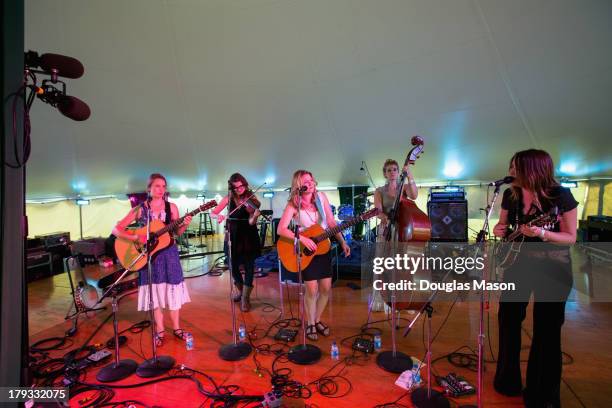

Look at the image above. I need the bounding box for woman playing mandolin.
[211,173,262,312]
[277,170,350,341]
[112,173,192,346]
[492,149,577,407]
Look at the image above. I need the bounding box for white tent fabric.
[25,0,612,199]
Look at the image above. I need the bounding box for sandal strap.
[315,321,330,334]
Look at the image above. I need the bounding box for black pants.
[494,255,572,407]
[231,255,255,287]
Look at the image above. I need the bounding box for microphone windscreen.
[58,96,91,121]
[40,53,84,79]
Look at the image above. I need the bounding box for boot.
[233,283,243,302]
[241,286,253,312]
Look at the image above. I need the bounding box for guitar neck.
[154,207,205,237]
[312,216,364,243]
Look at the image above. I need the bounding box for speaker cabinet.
[427,201,468,242]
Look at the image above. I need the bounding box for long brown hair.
[288,169,317,208]
[509,149,559,203]
[228,173,260,207]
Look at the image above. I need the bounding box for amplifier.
[429,186,465,202]
[73,237,106,258]
[35,231,70,249]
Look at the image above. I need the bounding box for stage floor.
[27,236,612,407]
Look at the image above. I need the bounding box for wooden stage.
[27,235,612,407]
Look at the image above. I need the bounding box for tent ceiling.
[24,0,612,198]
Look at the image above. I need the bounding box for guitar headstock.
[360,208,381,221]
[199,200,217,212]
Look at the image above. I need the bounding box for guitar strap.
[164,200,171,225]
[315,192,326,226]
[138,201,172,225]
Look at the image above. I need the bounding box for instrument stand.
[288,191,321,365]
[410,303,450,408]
[137,203,175,377]
[196,212,207,248]
[219,187,253,361]
[63,255,106,336]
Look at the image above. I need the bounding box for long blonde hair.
[288,170,318,208]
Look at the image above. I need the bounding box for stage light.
[263,192,275,198]
[196,193,206,199]
[561,180,578,188]
[559,162,578,175]
[443,161,463,179]
[444,186,460,192]
[76,199,90,206]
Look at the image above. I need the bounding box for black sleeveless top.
[228,199,261,259]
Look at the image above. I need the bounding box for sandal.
[154,331,165,347]
[173,328,188,340]
[306,324,318,341]
[315,321,330,337]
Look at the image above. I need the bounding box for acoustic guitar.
[115,200,217,271]
[277,208,380,273]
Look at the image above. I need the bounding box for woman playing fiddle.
[211,173,261,312]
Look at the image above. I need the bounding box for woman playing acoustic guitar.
[112,173,192,346]
[277,170,350,341]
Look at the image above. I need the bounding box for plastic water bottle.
[374,334,382,350]
[185,332,194,350]
[411,363,421,387]
[239,324,247,341]
[330,341,339,360]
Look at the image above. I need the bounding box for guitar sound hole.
[303,247,314,256]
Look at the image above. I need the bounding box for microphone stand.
[288,189,321,365]
[403,270,453,408]
[467,183,503,408]
[137,201,175,377]
[218,184,265,360]
[95,262,142,382]
[376,161,414,373]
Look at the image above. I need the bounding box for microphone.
[297,186,308,193]
[488,176,514,187]
[35,87,91,121]
[25,51,84,79]
[57,95,91,121]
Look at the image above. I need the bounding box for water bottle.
[374,334,382,351]
[411,363,421,387]
[185,332,194,350]
[330,341,339,360]
[239,323,247,341]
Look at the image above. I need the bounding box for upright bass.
[383,136,431,242]
[382,136,431,310]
